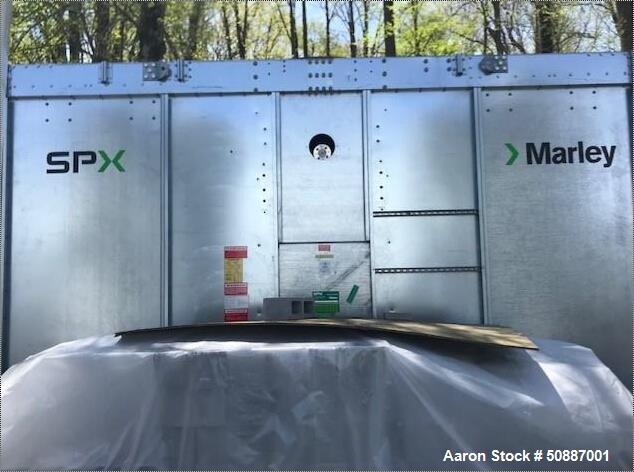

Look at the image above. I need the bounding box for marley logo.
[46,150,126,174]
[505,142,616,168]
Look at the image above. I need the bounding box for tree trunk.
[615,1,632,52]
[362,0,369,57]
[232,1,248,59]
[137,1,167,61]
[383,0,396,56]
[348,1,357,57]
[67,1,82,62]
[288,1,298,58]
[489,0,507,55]
[301,0,308,57]
[534,1,559,53]
[220,2,233,59]
[325,0,331,57]
[410,1,419,55]
[52,4,68,62]
[93,1,110,62]
[186,1,205,60]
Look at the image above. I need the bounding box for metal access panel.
[171,95,278,324]
[7,97,162,365]
[372,216,480,268]
[374,272,482,323]
[280,93,365,242]
[369,90,482,323]
[279,242,371,317]
[369,90,477,211]
[480,86,633,386]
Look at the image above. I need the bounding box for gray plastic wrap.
[1,328,631,470]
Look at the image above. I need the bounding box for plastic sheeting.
[1,326,631,470]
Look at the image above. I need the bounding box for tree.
[488,0,508,54]
[137,1,166,61]
[93,1,111,62]
[66,1,83,62]
[610,0,632,51]
[383,0,396,56]
[220,2,234,59]
[362,1,370,56]
[288,1,298,58]
[347,1,357,57]
[232,1,249,59]
[325,0,332,56]
[301,0,308,57]
[534,1,561,53]
[185,1,205,59]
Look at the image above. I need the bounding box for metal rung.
[375,267,480,274]
[373,209,478,217]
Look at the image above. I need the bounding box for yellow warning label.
[224,258,243,283]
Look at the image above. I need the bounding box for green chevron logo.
[505,143,519,165]
[98,150,126,172]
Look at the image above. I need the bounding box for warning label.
[224,309,248,322]
[224,282,248,296]
[225,246,248,259]
[224,246,248,321]
[224,259,243,283]
[224,295,249,310]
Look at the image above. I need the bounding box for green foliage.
[8,0,623,64]
[397,3,481,56]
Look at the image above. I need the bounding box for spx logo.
[46,150,126,174]
[505,142,616,168]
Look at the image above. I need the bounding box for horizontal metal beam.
[375,267,481,274]
[7,52,631,98]
[373,209,478,217]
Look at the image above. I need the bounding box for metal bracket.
[143,62,172,81]
[454,54,465,76]
[99,61,111,84]
[176,59,189,82]
[479,55,508,75]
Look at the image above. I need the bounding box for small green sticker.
[346,285,359,304]
[313,291,340,317]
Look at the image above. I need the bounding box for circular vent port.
[309,134,335,160]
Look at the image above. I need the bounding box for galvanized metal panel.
[370,91,476,211]
[280,93,365,242]
[8,53,630,97]
[374,272,482,324]
[373,216,480,268]
[171,95,277,324]
[480,86,633,387]
[8,96,162,365]
[279,242,371,317]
